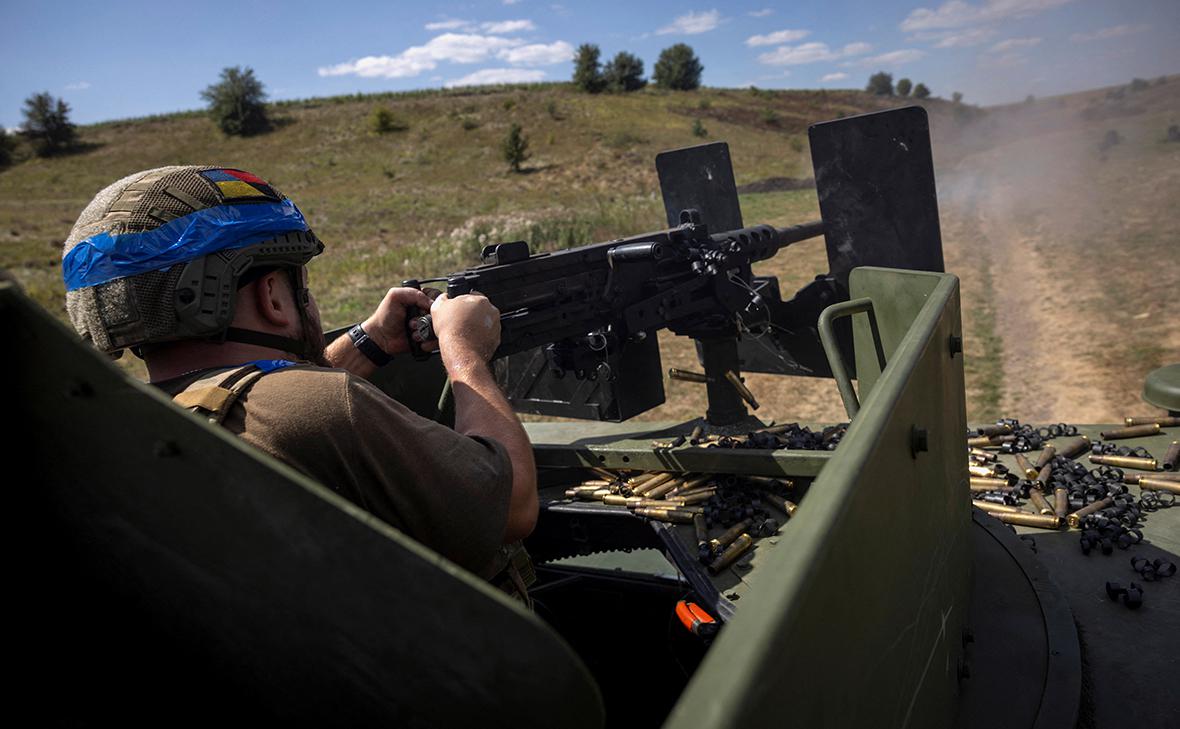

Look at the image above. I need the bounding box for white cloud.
[1070,24,1150,43]
[504,0,524,4]
[482,19,536,34]
[821,72,849,82]
[746,29,809,47]
[63,81,92,91]
[749,8,774,17]
[498,40,574,65]
[425,19,472,31]
[318,33,524,79]
[657,10,721,35]
[989,36,1040,52]
[445,68,546,87]
[758,41,871,66]
[858,49,927,66]
[900,0,1072,32]
[919,27,996,47]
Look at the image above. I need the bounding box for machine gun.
[406,107,946,425]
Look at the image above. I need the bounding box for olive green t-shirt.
[156,365,513,577]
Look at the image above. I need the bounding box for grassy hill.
[3,80,1178,422]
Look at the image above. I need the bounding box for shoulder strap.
[172,364,269,425]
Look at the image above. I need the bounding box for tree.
[692,118,707,138]
[952,91,964,104]
[200,66,269,136]
[653,44,703,91]
[20,92,76,156]
[913,83,931,99]
[0,127,14,167]
[604,51,646,92]
[369,107,408,134]
[865,72,894,96]
[896,78,913,97]
[502,123,530,172]
[572,44,604,93]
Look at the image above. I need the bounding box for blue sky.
[3,0,1178,126]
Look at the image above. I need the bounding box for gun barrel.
[716,220,824,263]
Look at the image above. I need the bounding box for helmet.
[62,165,324,357]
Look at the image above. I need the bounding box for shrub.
[692,118,707,137]
[913,83,931,99]
[546,100,563,120]
[0,127,15,167]
[1129,78,1150,92]
[369,107,408,134]
[460,117,480,131]
[502,123,530,172]
[1099,129,1122,152]
[896,78,913,97]
[865,72,894,96]
[573,44,605,93]
[653,44,703,91]
[200,66,269,136]
[604,51,646,92]
[761,108,780,126]
[20,92,77,156]
[697,98,711,110]
[952,91,964,104]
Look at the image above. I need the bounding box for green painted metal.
[1142,364,1180,413]
[665,268,969,728]
[7,282,603,728]
[817,296,888,418]
[527,420,832,477]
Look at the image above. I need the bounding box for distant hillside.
[3,78,1177,421]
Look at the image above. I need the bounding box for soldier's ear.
[252,270,297,328]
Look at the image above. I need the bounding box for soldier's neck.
[145,339,297,383]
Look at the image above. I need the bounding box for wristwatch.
[347,323,394,367]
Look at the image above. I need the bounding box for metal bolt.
[948,334,963,357]
[911,426,929,458]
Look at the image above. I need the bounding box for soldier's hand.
[430,293,501,368]
[362,287,437,355]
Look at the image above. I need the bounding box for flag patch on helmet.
[201,169,280,201]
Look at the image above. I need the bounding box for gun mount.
[405,106,945,424]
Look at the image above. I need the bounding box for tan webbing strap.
[172,365,269,425]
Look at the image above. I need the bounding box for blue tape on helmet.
[62,200,310,291]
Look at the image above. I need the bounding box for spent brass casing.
[1028,489,1054,515]
[668,368,709,383]
[708,519,753,554]
[627,472,660,488]
[633,473,675,496]
[1067,497,1115,528]
[1124,416,1180,427]
[668,475,713,496]
[1101,424,1162,440]
[603,495,644,507]
[977,423,1014,437]
[709,534,755,574]
[745,475,795,490]
[1089,454,1158,471]
[1014,453,1039,479]
[1037,463,1053,484]
[1139,478,1180,495]
[967,436,995,448]
[1056,436,1092,460]
[972,500,1022,514]
[969,448,999,462]
[970,477,1011,491]
[688,425,705,444]
[996,512,1063,530]
[578,480,613,488]
[693,513,708,545]
[645,477,685,500]
[1054,487,1069,518]
[634,508,697,524]
[724,370,760,410]
[970,483,1014,494]
[589,467,619,482]
[760,493,798,518]
[1121,473,1176,485]
[1034,445,1057,470]
[1163,441,1179,471]
[680,488,718,505]
[577,488,611,501]
[969,464,1000,478]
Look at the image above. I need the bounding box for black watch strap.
[347,323,394,367]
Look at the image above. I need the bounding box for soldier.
[61,166,538,587]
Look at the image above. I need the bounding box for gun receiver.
[413,216,825,361]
